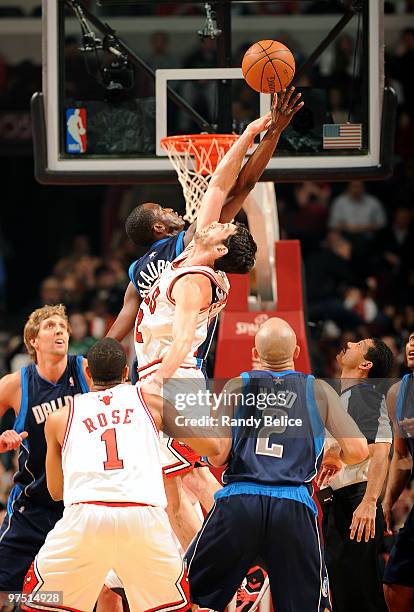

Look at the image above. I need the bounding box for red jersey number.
[101,428,124,470]
[145,286,160,315]
[135,286,160,343]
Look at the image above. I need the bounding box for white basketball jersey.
[62,383,166,507]
[134,251,229,376]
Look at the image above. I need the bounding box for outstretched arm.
[194,113,273,233]
[219,88,303,223]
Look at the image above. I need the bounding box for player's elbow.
[341,439,369,465]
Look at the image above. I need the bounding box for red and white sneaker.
[236,566,269,612]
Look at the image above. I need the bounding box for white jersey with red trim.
[62,383,166,508]
[134,250,229,377]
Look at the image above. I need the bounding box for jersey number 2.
[101,428,124,470]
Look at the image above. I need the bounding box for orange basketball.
[242,40,295,94]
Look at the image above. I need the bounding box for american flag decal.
[323,123,362,149]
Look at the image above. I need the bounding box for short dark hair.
[87,338,127,384]
[214,223,257,274]
[365,338,393,379]
[125,204,157,247]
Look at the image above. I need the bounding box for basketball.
[242,40,296,94]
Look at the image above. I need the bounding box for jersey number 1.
[101,428,124,470]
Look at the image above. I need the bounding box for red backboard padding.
[214,240,311,377]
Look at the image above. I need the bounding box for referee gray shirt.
[328,382,392,491]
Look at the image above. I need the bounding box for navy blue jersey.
[396,373,414,461]
[129,232,186,299]
[223,370,324,491]
[129,229,216,369]
[11,355,89,509]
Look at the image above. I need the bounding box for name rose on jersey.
[82,408,135,433]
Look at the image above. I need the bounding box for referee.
[318,338,393,612]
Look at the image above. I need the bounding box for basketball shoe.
[236,566,269,612]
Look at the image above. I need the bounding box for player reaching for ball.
[107,90,303,512]
[107,90,303,611]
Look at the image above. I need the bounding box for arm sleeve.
[347,386,392,445]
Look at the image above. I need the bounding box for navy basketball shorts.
[0,494,62,591]
[383,505,414,588]
[185,493,331,612]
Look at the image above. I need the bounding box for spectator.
[329,88,348,124]
[146,31,179,71]
[61,274,85,311]
[381,335,405,377]
[329,181,387,237]
[68,312,96,356]
[282,181,330,253]
[54,234,96,279]
[84,265,124,316]
[306,233,363,331]
[39,277,63,306]
[344,286,379,325]
[376,205,414,270]
[329,181,387,275]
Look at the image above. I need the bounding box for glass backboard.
[32,0,397,184]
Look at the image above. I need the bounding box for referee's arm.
[349,389,392,543]
[349,442,390,542]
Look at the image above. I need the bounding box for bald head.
[255,318,298,367]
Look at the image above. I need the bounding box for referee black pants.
[322,482,387,612]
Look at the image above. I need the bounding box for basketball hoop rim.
[160,133,239,154]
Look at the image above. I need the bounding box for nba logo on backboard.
[66,108,87,153]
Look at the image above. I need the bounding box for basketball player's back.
[62,383,165,507]
[186,368,331,612]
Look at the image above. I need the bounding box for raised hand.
[271,86,304,132]
[245,112,273,138]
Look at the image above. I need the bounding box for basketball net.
[160,134,239,223]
